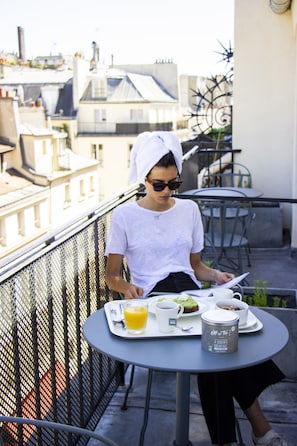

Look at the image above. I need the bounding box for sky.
[1,0,234,76]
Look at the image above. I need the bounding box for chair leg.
[121,366,153,446]
[245,245,251,267]
[235,417,246,445]
[118,362,126,386]
[138,368,153,446]
[121,364,135,410]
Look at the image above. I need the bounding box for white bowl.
[215,298,249,327]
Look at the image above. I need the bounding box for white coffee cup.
[215,298,249,327]
[155,301,184,333]
[211,288,242,301]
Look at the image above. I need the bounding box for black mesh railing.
[0,185,140,446]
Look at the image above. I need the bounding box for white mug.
[155,301,184,333]
[211,288,242,301]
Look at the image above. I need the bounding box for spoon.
[176,325,193,332]
[110,308,126,328]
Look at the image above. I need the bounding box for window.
[34,204,41,228]
[92,78,107,98]
[80,179,86,197]
[58,138,66,156]
[89,176,95,194]
[91,143,103,166]
[0,219,6,247]
[94,109,107,122]
[17,212,25,237]
[64,183,71,207]
[91,144,96,159]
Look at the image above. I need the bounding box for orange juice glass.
[123,300,148,334]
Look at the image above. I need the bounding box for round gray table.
[83,307,288,446]
[182,187,264,198]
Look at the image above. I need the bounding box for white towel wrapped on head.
[128,131,183,185]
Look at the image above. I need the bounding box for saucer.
[239,311,261,331]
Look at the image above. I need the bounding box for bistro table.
[182,187,264,199]
[83,307,288,446]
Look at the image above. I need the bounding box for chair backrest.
[198,197,252,250]
[0,416,119,446]
[201,162,252,188]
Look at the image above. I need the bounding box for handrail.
[0,183,141,277]
[179,193,297,204]
[1,186,297,278]
[0,416,119,446]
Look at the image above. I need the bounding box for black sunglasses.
[145,178,183,192]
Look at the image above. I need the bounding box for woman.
[105,131,286,446]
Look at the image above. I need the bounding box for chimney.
[92,41,97,61]
[17,26,26,63]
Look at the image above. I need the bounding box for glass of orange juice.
[123,300,148,334]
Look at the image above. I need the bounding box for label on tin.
[205,325,237,352]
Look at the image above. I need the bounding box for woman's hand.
[124,284,144,299]
[190,252,235,285]
[215,270,235,285]
[105,254,144,299]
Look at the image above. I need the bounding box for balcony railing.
[77,121,174,135]
[0,184,140,446]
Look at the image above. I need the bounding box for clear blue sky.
[1,0,234,76]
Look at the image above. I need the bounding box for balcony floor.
[90,245,297,446]
[241,238,297,291]
[90,368,297,446]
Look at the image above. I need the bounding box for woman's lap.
[150,272,199,294]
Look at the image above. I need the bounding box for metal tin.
[201,309,239,353]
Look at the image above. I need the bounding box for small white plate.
[147,294,209,318]
[239,311,262,331]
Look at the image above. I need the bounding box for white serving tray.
[104,298,263,339]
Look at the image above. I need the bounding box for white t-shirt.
[105,198,204,296]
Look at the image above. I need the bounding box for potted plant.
[239,280,297,380]
[241,280,296,309]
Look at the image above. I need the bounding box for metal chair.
[0,415,119,446]
[201,161,252,188]
[198,195,253,274]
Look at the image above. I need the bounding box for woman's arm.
[105,253,144,299]
[190,252,235,285]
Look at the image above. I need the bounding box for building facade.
[233,0,297,247]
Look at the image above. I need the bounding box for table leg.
[174,372,192,446]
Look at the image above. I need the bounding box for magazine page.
[183,272,250,297]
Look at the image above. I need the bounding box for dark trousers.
[150,271,200,294]
[151,272,285,444]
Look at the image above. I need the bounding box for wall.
[77,134,132,200]
[49,166,99,227]
[233,0,297,246]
